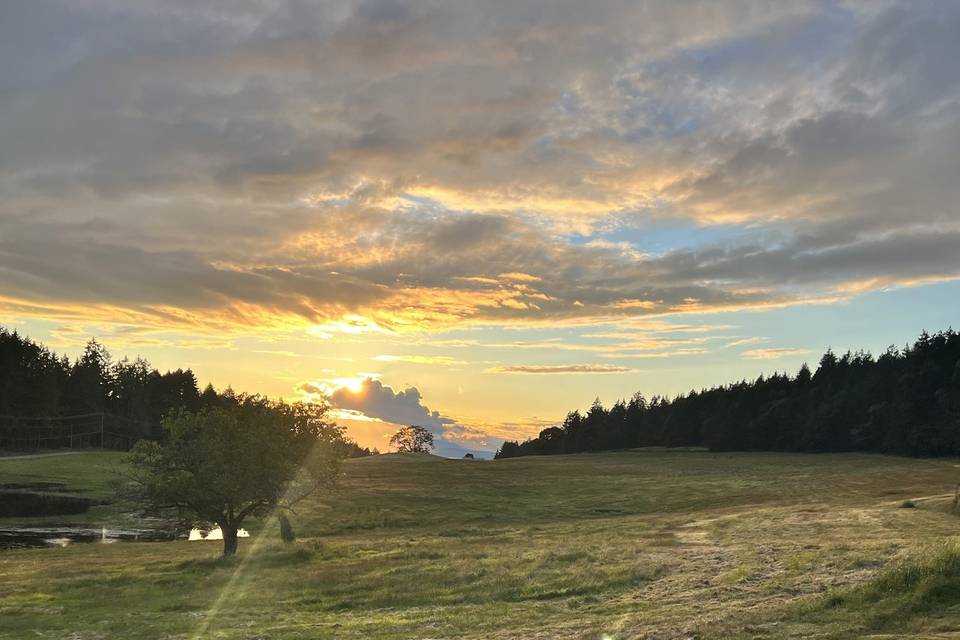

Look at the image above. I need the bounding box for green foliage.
[127,396,345,555]
[0,328,206,446]
[0,328,70,418]
[498,328,960,458]
[0,327,384,456]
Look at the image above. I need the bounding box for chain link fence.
[0,413,159,452]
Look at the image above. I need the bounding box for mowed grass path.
[3,450,960,639]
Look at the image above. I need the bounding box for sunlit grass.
[3,450,960,638]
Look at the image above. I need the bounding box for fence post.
[70,423,74,449]
[100,414,105,450]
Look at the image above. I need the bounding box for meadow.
[3,449,960,639]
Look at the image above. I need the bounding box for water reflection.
[188,527,250,541]
[45,537,73,548]
[1,526,177,549]
[1,525,250,549]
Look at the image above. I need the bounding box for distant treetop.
[390,425,435,453]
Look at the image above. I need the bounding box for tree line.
[0,327,375,457]
[0,327,383,556]
[497,329,960,459]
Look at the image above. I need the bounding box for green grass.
[3,449,960,638]
[0,451,137,526]
[788,538,960,637]
[0,451,127,497]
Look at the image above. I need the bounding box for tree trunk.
[222,524,239,557]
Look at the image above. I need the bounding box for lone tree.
[389,425,434,453]
[127,395,344,556]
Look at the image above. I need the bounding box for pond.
[0,525,178,550]
[0,481,250,550]
[187,527,250,541]
[0,526,251,550]
[0,487,98,518]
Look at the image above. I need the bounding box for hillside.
[3,450,960,638]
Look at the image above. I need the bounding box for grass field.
[3,449,960,639]
[0,452,136,525]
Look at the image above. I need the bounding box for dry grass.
[2,449,960,638]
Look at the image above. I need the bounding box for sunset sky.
[2,1,959,456]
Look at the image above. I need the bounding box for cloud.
[0,1,958,337]
[374,354,466,365]
[5,1,960,456]
[741,348,810,360]
[487,364,634,374]
[299,376,498,456]
[303,376,453,429]
[457,415,561,443]
[724,337,766,348]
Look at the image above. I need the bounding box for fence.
[0,413,159,452]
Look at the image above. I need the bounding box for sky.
[1,1,959,456]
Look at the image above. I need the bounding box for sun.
[298,376,369,402]
[330,377,365,393]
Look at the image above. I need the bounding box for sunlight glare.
[334,377,364,393]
